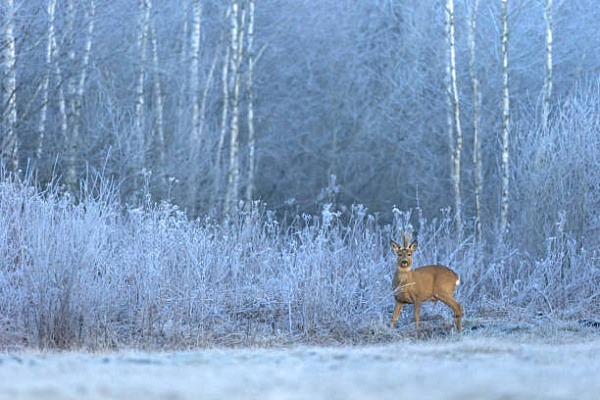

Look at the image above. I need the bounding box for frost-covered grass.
[1,327,600,400]
[0,174,598,350]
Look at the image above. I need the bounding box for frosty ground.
[1,327,599,400]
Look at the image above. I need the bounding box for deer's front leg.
[391,302,403,327]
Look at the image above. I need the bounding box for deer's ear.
[409,241,418,252]
[390,240,401,253]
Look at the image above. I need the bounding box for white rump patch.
[456,278,460,286]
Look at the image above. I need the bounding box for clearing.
[1,326,599,400]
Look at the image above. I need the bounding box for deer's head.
[391,232,418,270]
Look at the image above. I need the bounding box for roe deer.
[390,232,462,332]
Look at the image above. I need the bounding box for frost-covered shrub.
[513,83,600,254]
[0,173,597,349]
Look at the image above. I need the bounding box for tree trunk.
[1,0,18,171]
[469,0,483,243]
[245,0,256,205]
[500,0,511,238]
[150,22,165,172]
[64,0,79,188]
[445,0,463,237]
[73,0,95,143]
[135,0,151,180]
[64,0,95,185]
[215,34,232,208]
[542,0,553,132]
[53,37,68,159]
[192,38,221,212]
[225,0,246,215]
[176,0,190,139]
[37,0,58,162]
[189,0,202,154]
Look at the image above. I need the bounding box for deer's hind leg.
[436,295,462,332]
[413,301,422,330]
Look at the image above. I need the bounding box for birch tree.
[37,0,58,161]
[1,0,18,171]
[176,1,190,138]
[187,0,221,210]
[149,22,165,170]
[64,0,78,187]
[53,17,68,157]
[189,0,202,156]
[215,28,231,203]
[66,0,95,188]
[135,0,151,177]
[72,0,95,144]
[469,0,483,243]
[245,0,256,205]
[500,0,511,238]
[445,0,463,237]
[542,0,553,132]
[224,0,246,215]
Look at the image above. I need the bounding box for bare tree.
[37,0,58,161]
[3,0,600,224]
[66,0,96,188]
[445,0,463,237]
[53,23,69,161]
[500,0,511,238]
[149,22,165,171]
[469,0,483,243]
[214,25,232,207]
[189,0,203,155]
[72,0,95,144]
[225,0,246,215]
[187,0,221,210]
[542,0,553,132]
[245,0,256,205]
[134,0,151,177]
[176,1,190,139]
[1,0,18,171]
[64,0,78,188]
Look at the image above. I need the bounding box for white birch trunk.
[215,37,231,201]
[135,0,151,148]
[542,0,553,132]
[225,0,246,215]
[189,0,202,153]
[200,47,220,139]
[198,37,221,160]
[193,38,221,209]
[469,0,483,243]
[73,0,95,137]
[176,1,190,138]
[500,0,511,238]
[445,0,463,237]
[2,0,18,171]
[245,0,256,205]
[53,35,68,146]
[150,23,165,169]
[40,3,68,154]
[37,0,58,161]
[65,0,78,187]
[65,0,76,113]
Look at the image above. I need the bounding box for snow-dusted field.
[1,333,599,400]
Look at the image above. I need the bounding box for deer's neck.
[395,267,414,283]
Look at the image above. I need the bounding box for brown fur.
[390,233,462,332]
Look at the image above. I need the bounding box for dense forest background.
[0,0,599,348]
[2,0,599,247]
